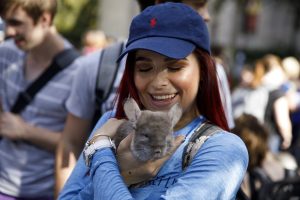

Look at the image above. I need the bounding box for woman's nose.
[151,70,169,88]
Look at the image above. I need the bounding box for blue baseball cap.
[118,2,210,61]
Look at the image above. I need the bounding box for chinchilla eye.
[143,134,149,138]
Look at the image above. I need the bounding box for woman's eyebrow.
[165,58,188,64]
[135,56,188,62]
[165,57,187,62]
[135,56,151,62]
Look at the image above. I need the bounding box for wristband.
[83,134,116,167]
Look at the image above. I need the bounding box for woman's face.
[134,50,200,127]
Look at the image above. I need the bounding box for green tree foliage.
[54,0,99,48]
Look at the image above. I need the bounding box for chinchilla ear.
[123,98,141,122]
[168,103,182,127]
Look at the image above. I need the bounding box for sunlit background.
[52,0,300,85]
[1,0,299,87]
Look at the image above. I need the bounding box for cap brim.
[118,37,196,62]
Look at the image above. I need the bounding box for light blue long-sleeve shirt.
[59,111,248,200]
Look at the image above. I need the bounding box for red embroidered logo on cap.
[150,18,157,28]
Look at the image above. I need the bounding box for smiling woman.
[59,3,248,200]
[134,50,199,110]
[126,50,201,131]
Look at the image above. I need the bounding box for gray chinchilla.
[114,98,182,162]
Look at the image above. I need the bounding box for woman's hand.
[93,118,125,138]
[117,134,185,185]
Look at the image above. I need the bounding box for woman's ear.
[123,98,141,122]
[168,103,182,127]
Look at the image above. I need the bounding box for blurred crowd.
[232,54,300,153]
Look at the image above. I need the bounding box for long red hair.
[115,48,229,131]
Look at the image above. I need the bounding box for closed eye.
[168,65,182,72]
[166,60,187,72]
[137,66,152,72]
[135,62,153,72]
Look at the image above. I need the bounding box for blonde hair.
[282,56,300,80]
[83,30,107,48]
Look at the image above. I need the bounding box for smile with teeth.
[152,94,176,100]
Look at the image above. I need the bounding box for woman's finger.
[146,135,185,172]
[94,118,125,138]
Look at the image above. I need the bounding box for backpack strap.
[11,48,80,114]
[182,122,250,200]
[95,41,124,107]
[182,120,222,170]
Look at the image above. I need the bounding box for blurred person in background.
[232,54,292,153]
[233,114,298,199]
[81,29,108,55]
[232,60,269,124]
[281,56,300,112]
[55,0,236,195]
[55,0,153,195]
[258,55,292,152]
[232,63,255,119]
[281,56,300,165]
[233,114,283,199]
[233,113,298,199]
[0,0,80,199]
